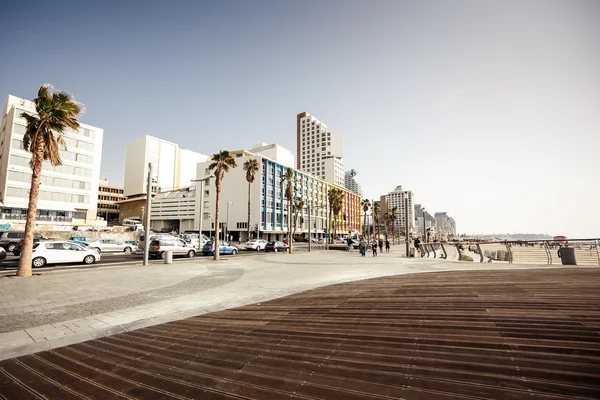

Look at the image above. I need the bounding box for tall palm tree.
[209,150,237,260]
[373,202,381,241]
[243,158,259,240]
[361,199,370,237]
[327,188,344,241]
[281,167,295,253]
[293,198,305,235]
[16,85,82,278]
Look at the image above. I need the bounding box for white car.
[245,239,268,251]
[31,241,101,268]
[86,239,134,254]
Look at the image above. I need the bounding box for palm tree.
[243,159,259,241]
[293,198,305,235]
[16,85,82,278]
[208,150,237,260]
[373,202,381,241]
[327,188,344,241]
[281,167,295,253]
[361,199,371,237]
[389,206,399,244]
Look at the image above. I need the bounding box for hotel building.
[0,95,104,230]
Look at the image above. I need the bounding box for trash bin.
[558,247,576,265]
[164,250,173,264]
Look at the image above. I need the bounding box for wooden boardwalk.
[1,268,599,399]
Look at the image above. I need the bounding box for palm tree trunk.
[214,174,221,260]
[16,135,45,277]
[247,182,251,240]
[363,211,367,237]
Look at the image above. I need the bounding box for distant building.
[248,142,294,168]
[0,95,104,230]
[380,185,414,236]
[97,180,126,225]
[414,204,435,237]
[123,135,208,197]
[434,212,456,239]
[344,169,363,197]
[296,112,345,187]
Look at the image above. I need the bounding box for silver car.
[86,239,134,254]
[149,238,196,259]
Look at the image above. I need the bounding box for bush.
[460,255,474,262]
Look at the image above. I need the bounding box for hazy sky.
[1,0,598,237]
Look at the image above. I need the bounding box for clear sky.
[1,0,598,237]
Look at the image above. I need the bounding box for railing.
[419,238,599,266]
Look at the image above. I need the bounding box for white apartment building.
[249,142,294,168]
[296,112,345,187]
[123,135,208,197]
[344,169,363,197]
[0,95,104,230]
[380,185,414,235]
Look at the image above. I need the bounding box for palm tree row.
[327,188,344,242]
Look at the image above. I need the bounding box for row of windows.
[1,207,86,219]
[11,138,94,165]
[6,186,89,203]
[8,170,91,190]
[99,187,124,194]
[10,155,93,177]
[12,124,96,150]
[98,195,124,201]
[98,204,120,210]
[236,222,248,229]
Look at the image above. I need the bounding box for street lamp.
[226,201,233,242]
[191,175,213,251]
[423,207,427,243]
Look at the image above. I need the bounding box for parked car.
[0,231,25,252]
[202,241,239,256]
[13,235,54,256]
[148,238,196,259]
[265,241,289,253]
[245,239,268,251]
[86,239,134,254]
[0,247,6,261]
[30,241,101,268]
[70,236,95,244]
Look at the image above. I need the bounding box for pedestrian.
[346,237,353,252]
[372,240,378,257]
[359,237,367,257]
[385,239,390,253]
[378,239,383,253]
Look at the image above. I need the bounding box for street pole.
[226,201,232,242]
[405,196,409,257]
[423,207,427,243]
[143,163,152,266]
[308,203,312,252]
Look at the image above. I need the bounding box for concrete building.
[249,142,294,168]
[434,212,456,240]
[414,204,436,240]
[97,180,126,226]
[123,135,208,197]
[344,169,363,197]
[0,95,104,230]
[296,112,345,187]
[149,144,361,242]
[380,185,414,236]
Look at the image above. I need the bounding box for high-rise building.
[123,135,208,197]
[0,95,104,229]
[97,180,126,225]
[435,212,456,239]
[344,169,363,197]
[296,112,345,187]
[380,185,414,235]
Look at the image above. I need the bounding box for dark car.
[12,234,52,256]
[265,241,289,253]
[0,231,25,253]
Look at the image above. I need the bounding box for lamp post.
[226,201,233,242]
[423,207,427,243]
[143,163,153,266]
[191,175,213,251]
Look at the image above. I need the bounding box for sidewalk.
[0,249,580,361]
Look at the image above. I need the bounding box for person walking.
[359,237,367,257]
[372,239,378,257]
[385,239,390,253]
[378,239,383,253]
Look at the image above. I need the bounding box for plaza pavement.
[0,247,584,361]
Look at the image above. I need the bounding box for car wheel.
[83,255,96,264]
[7,243,16,253]
[32,257,46,268]
[13,251,20,257]
[187,250,195,258]
[231,249,237,255]
[123,247,132,253]
[160,251,166,259]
